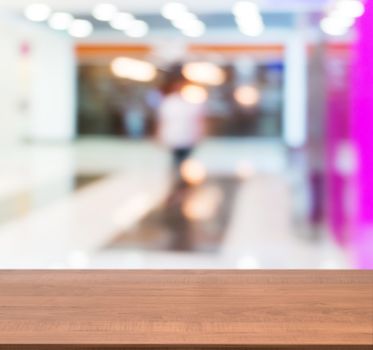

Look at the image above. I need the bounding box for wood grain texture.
[0,270,371,349]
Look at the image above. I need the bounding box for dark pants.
[173,148,193,170]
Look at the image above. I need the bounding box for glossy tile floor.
[0,138,351,269]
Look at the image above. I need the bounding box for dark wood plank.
[0,270,372,349]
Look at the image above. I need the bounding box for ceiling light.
[110,12,135,30]
[180,84,208,104]
[161,2,188,20]
[233,1,259,17]
[334,0,365,18]
[182,62,226,86]
[68,19,93,38]
[92,3,117,21]
[237,13,264,36]
[181,21,206,37]
[234,85,260,106]
[125,20,149,38]
[326,13,355,27]
[239,23,264,36]
[111,57,157,82]
[182,27,205,37]
[234,1,264,37]
[24,3,51,22]
[48,12,74,30]
[171,12,198,29]
[320,17,349,36]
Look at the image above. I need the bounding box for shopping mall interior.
[0,0,372,269]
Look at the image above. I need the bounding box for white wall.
[0,15,76,144]
[0,21,22,144]
[28,29,76,141]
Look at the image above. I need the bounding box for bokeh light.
[234,85,260,107]
[161,2,188,20]
[92,3,118,21]
[182,186,223,221]
[125,20,149,38]
[48,12,74,31]
[111,57,157,82]
[180,159,207,186]
[24,3,51,22]
[182,62,226,86]
[68,19,93,38]
[180,85,208,104]
[110,12,135,30]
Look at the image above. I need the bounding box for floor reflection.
[73,174,107,190]
[109,177,238,252]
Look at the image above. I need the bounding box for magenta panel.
[350,0,373,268]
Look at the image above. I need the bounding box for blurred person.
[122,103,146,138]
[157,79,206,178]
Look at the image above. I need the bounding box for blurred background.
[0,0,372,269]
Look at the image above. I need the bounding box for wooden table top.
[0,270,372,349]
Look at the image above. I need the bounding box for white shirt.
[158,92,205,148]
